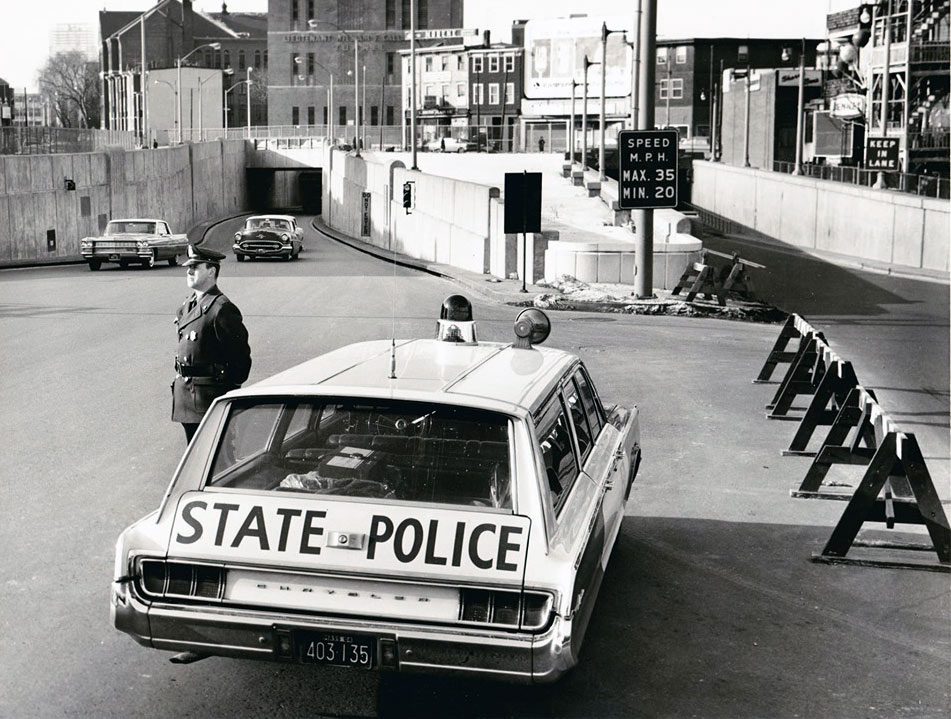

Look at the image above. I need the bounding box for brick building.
[468,40,523,151]
[267,0,463,146]
[100,0,267,143]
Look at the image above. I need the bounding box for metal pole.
[410,0,418,169]
[570,80,576,162]
[582,56,589,169]
[141,17,148,145]
[177,58,182,143]
[198,79,203,140]
[632,0,642,128]
[246,68,251,139]
[362,64,366,149]
[902,0,913,174]
[633,0,656,299]
[354,36,360,156]
[599,23,608,181]
[330,74,334,143]
[224,87,229,133]
[665,63,671,127]
[793,39,805,174]
[743,63,751,167]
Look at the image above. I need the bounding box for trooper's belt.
[175,359,226,378]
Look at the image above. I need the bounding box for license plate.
[295,631,375,669]
[108,254,119,261]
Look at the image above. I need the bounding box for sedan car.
[233,215,304,261]
[426,136,477,153]
[80,219,188,270]
[111,298,641,683]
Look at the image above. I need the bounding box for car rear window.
[206,398,513,510]
[106,221,155,234]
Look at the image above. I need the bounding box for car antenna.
[389,337,397,379]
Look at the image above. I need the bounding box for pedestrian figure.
[152,139,158,149]
[538,136,546,153]
[172,244,251,443]
[440,137,446,152]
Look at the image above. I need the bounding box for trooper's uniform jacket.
[171,286,251,424]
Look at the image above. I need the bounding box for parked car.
[233,215,303,261]
[111,298,641,683]
[426,136,477,153]
[79,219,188,271]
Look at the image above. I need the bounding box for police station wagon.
[111,297,641,683]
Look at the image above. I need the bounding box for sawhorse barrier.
[671,249,764,307]
[756,318,950,571]
[754,313,816,384]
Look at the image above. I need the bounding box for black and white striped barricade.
[672,249,765,307]
[754,313,815,384]
[780,344,860,456]
[791,388,950,571]
[765,329,829,421]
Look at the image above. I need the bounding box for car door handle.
[611,447,625,473]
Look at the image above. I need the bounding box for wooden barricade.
[781,350,859,456]
[754,314,814,384]
[765,329,827,420]
[672,249,764,307]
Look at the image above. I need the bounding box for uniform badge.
[189,330,197,341]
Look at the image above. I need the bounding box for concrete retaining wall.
[0,140,249,266]
[692,160,950,274]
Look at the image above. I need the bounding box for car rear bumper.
[82,250,152,261]
[112,581,575,683]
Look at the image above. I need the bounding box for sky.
[1,0,857,91]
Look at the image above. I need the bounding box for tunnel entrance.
[244,168,323,213]
[299,172,322,215]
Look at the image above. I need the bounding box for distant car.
[79,219,188,271]
[233,215,304,261]
[426,136,477,153]
[111,298,642,683]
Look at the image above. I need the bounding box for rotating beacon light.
[436,295,478,344]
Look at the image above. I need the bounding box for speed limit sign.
[617,129,679,210]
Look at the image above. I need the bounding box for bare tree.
[37,51,100,128]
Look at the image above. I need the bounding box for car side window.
[574,367,605,437]
[564,380,592,464]
[159,222,170,235]
[536,395,580,514]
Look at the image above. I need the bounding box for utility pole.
[410,0,418,169]
[633,0,656,299]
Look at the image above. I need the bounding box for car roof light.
[513,308,551,349]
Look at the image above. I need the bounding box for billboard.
[813,111,864,159]
[523,16,634,100]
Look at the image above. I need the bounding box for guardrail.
[754,314,950,571]
[772,160,950,199]
[0,126,137,155]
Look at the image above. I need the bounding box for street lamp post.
[296,53,335,144]
[224,71,250,137]
[570,79,580,163]
[582,55,600,170]
[197,73,218,141]
[783,39,807,175]
[177,42,220,144]
[153,78,176,143]
[410,0,418,168]
[600,22,626,182]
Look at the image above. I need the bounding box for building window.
[204,51,212,65]
[401,0,411,30]
[675,46,687,64]
[505,82,514,104]
[417,0,428,29]
[441,84,449,101]
[371,105,378,125]
[214,50,222,68]
[339,105,346,126]
[238,50,246,70]
[457,82,465,98]
[504,54,514,73]
[424,57,433,72]
[472,83,483,104]
[263,51,268,69]
[488,83,499,105]
[386,105,394,125]
[386,0,396,28]
[292,106,300,125]
[253,50,261,69]
[424,84,434,97]
[472,55,483,73]
[657,47,667,64]
[307,106,315,125]
[659,78,683,99]
[457,55,466,71]
[488,54,499,72]
[291,56,298,81]
[386,52,396,77]
[323,106,328,124]
[307,52,314,75]
[307,0,314,21]
[441,56,450,71]
[292,0,299,23]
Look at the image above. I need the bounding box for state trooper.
[172,244,252,443]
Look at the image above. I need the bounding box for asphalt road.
[0,216,947,718]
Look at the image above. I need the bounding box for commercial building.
[99,0,267,143]
[50,23,99,61]
[267,0,464,147]
[467,40,523,151]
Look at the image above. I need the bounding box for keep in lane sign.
[866,137,900,172]
[617,129,679,210]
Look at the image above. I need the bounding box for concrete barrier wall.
[692,161,950,274]
[0,140,249,266]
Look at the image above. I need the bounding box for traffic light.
[402,181,414,213]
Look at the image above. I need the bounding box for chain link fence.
[0,127,137,155]
[773,160,949,200]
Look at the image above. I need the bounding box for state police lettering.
[173,498,526,573]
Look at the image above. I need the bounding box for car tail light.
[138,559,225,602]
[458,588,553,631]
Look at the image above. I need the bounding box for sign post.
[617,129,679,210]
[504,172,543,293]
